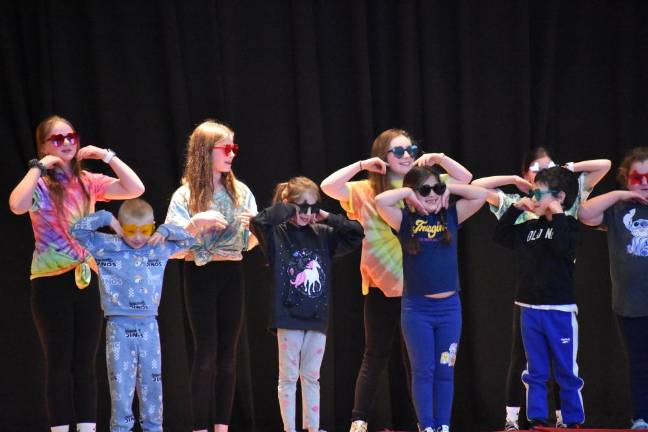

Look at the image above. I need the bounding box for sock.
[556,410,563,425]
[506,406,520,423]
[51,426,69,432]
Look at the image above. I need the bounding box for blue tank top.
[398,205,460,297]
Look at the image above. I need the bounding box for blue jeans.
[401,294,461,429]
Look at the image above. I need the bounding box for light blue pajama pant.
[106,316,163,432]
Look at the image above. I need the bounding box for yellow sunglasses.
[121,223,156,237]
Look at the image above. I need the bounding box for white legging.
[277,329,327,432]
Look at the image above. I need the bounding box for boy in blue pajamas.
[71,198,194,432]
[494,167,584,429]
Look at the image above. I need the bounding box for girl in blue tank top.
[375,166,486,432]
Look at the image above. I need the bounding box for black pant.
[31,270,103,427]
[184,261,245,429]
[352,288,414,427]
[506,305,561,413]
[617,314,648,420]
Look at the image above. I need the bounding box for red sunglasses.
[212,143,239,156]
[46,132,79,148]
[629,171,648,185]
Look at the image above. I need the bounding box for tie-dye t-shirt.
[342,180,404,297]
[165,180,257,265]
[29,170,115,287]
[342,176,450,297]
[489,172,592,223]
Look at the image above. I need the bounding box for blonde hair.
[118,198,154,223]
[368,129,412,196]
[272,176,320,204]
[35,115,89,217]
[182,120,241,214]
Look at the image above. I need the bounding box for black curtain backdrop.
[2,1,647,431]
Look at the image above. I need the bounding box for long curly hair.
[35,115,90,217]
[368,129,413,196]
[182,120,241,214]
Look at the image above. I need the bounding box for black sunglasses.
[387,144,419,159]
[296,203,320,214]
[416,183,446,197]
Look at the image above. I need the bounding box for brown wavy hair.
[402,166,451,255]
[368,129,413,196]
[618,147,648,187]
[272,176,320,204]
[35,115,90,217]
[182,120,241,214]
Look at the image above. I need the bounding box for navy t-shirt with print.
[398,204,460,298]
[603,202,648,317]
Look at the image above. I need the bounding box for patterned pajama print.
[277,329,327,432]
[106,316,162,432]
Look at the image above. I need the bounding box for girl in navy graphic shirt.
[375,166,486,432]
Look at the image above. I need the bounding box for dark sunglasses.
[296,203,320,214]
[46,132,79,148]
[212,143,239,156]
[416,183,446,197]
[387,144,419,159]
[528,188,558,200]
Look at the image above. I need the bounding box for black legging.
[184,260,244,429]
[506,305,561,413]
[31,270,102,427]
[352,288,415,428]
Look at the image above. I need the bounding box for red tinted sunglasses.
[46,132,79,148]
[212,143,239,156]
[629,171,648,185]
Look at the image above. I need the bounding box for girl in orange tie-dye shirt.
[320,129,473,432]
[9,115,145,432]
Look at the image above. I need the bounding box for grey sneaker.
[349,420,368,432]
[632,418,648,430]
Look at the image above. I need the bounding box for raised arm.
[450,184,488,224]
[9,155,65,215]
[415,153,473,184]
[374,187,417,231]
[578,190,648,226]
[320,158,388,202]
[571,159,611,191]
[472,175,532,207]
[76,146,145,200]
[70,210,122,252]
[318,211,365,258]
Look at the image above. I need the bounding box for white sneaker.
[632,418,648,430]
[349,420,368,432]
[504,419,519,431]
[436,426,450,432]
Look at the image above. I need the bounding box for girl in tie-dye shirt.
[9,115,144,432]
[320,129,473,432]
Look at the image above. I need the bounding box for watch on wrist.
[28,159,47,176]
[102,149,116,163]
